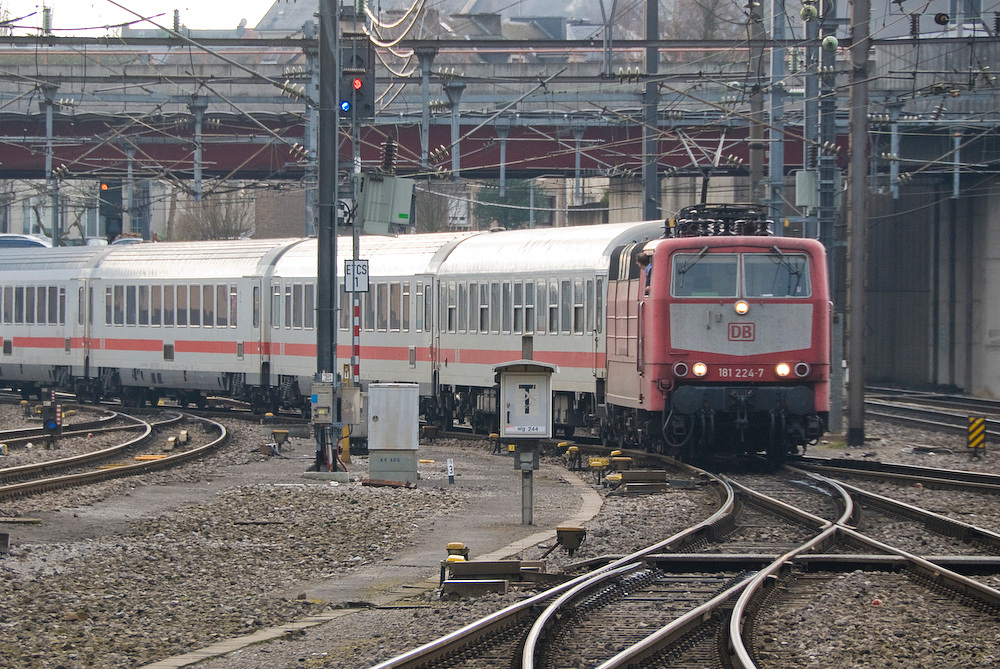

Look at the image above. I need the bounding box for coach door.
[252,280,272,397]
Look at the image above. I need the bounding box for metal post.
[522,470,533,525]
[444,81,465,182]
[124,144,135,235]
[846,0,871,447]
[416,47,437,170]
[767,0,786,225]
[573,124,584,207]
[303,20,319,236]
[188,95,208,202]
[317,0,339,379]
[497,122,509,197]
[44,96,59,245]
[642,0,659,220]
[748,0,766,205]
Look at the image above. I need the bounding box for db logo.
[728,323,755,341]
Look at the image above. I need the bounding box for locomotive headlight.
[775,362,791,377]
[692,362,708,377]
[795,362,811,377]
[734,300,749,315]
[673,362,689,377]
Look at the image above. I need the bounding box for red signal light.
[100,182,109,191]
[352,77,363,90]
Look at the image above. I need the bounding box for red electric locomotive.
[601,204,830,464]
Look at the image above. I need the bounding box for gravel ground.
[3,406,1000,669]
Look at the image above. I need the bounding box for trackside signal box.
[494,360,558,440]
[494,361,557,526]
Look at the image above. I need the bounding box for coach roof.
[435,221,664,276]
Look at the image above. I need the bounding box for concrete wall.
[865,177,1000,399]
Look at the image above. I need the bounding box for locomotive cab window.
[743,252,811,298]
[671,253,738,298]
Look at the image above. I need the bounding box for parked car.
[0,233,53,248]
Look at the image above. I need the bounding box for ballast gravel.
[2,404,1000,668]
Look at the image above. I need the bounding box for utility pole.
[317,0,339,379]
[748,0,765,205]
[846,0,871,447]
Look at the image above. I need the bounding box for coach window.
[216,285,228,328]
[303,284,313,329]
[476,283,487,333]
[490,282,501,333]
[78,286,86,326]
[389,282,401,331]
[126,286,137,326]
[402,282,410,332]
[447,282,457,333]
[585,279,595,333]
[457,283,468,333]
[151,285,162,326]
[292,284,303,329]
[36,286,47,324]
[138,286,149,326]
[513,282,523,333]
[561,279,573,334]
[363,289,375,331]
[535,281,546,334]
[252,286,261,329]
[3,286,12,324]
[524,283,534,334]
[549,281,560,334]
[36,285,47,324]
[338,289,350,330]
[502,282,512,333]
[270,285,280,329]
[284,284,293,329]
[202,285,215,327]
[164,285,176,326]
[177,285,188,326]
[467,282,477,333]
[14,286,24,324]
[25,286,35,325]
[113,285,124,326]
[573,279,585,334]
[415,282,424,332]
[375,282,387,331]
[189,285,201,327]
[361,290,372,332]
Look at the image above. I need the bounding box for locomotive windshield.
[671,254,738,297]
[671,251,811,298]
[744,252,811,297]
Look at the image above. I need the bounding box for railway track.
[0,411,227,501]
[372,451,1000,669]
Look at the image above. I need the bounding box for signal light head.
[100,182,109,191]
[340,100,351,112]
[352,77,363,90]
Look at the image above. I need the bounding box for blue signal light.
[340,100,351,112]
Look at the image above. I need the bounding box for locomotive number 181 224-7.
[717,367,766,379]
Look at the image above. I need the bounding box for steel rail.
[373,470,733,669]
[0,413,225,500]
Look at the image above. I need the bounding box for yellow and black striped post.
[968,416,986,458]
